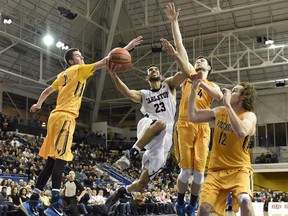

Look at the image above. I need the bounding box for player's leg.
[105,169,149,209]
[174,121,194,216]
[44,114,75,216]
[197,202,212,216]
[234,169,255,216]
[197,171,221,216]
[127,168,150,192]
[188,125,210,216]
[130,118,166,161]
[21,157,55,216]
[238,193,255,216]
[21,113,59,216]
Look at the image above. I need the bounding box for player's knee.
[199,202,211,215]
[238,193,251,205]
[193,170,205,185]
[178,168,192,183]
[238,194,253,212]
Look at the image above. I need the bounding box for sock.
[132,145,141,151]
[51,189,60,204]
[190,194,199,207]
[30,188,41,200]
[177,193,185,206]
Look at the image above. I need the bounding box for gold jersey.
[209,107,253,171]
[51,64,95,118]
[178,78,214,120]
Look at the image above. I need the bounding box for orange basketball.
[108,47,131,72]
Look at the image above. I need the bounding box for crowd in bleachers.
[252,189,288,211]
[254,152,278,164]
[1,113,288,215]
[0,117,181,215]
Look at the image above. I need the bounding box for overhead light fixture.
[57,7,77,20]
[43,34,54,46]
[2,15,12,24]
[151,42,162,53]
[56,41,69,50]
[275,79,286,87]
[257,36,274,45]
[265,39,274,45]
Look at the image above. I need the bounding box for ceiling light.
[275,80,286,87]
[43,34,54,46]
[2,15,12,24]
[56,41,69,50]
[257,36,274,45]
[56,41,64,48]
[265,39,274,45]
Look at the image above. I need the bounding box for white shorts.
[137,117,174,179]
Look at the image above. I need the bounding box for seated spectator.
[40,190,51,208]
[265,152,272,163]
[19,188,29,203]
[7,186,21,211]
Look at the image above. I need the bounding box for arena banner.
[268,202,288,215]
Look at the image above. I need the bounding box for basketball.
[108,47,131,72]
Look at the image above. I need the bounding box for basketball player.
[105,40,193,207]
[165,3,223,216]
[188,81,256,216]
[20,36,143,216]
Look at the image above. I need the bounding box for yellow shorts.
[200,168,253,216]
[173,120,210,172]
[39,112,76,161]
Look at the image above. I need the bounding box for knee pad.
[237,193,251,204]
[178,168,192,183]
[193,170,205,185]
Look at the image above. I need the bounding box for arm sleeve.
[78,63,96,83]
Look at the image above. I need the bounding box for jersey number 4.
[154,102,166,113]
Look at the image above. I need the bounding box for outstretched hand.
[125,36,143,51]
[191,79,202,92]
[161,38,177,56]
[30,104,41,113]
[165,2,180,22]
[107,62,120,78]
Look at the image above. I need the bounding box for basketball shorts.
[174,120,210,172]
[39,112,76,161]
[137,117,173,179]
[200,168,253,216]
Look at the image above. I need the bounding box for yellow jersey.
[209,107,253,171]
[51,64,95,118]
[178,78,214,121]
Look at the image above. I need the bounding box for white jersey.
[140,81,176,123]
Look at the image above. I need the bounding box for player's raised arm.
[161,38,195,88]
[30,86,56,112]
[107,63,141,104]
[165,2,195,74]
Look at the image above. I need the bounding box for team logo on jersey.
[146,92,168,104]
[217,120,233,132]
